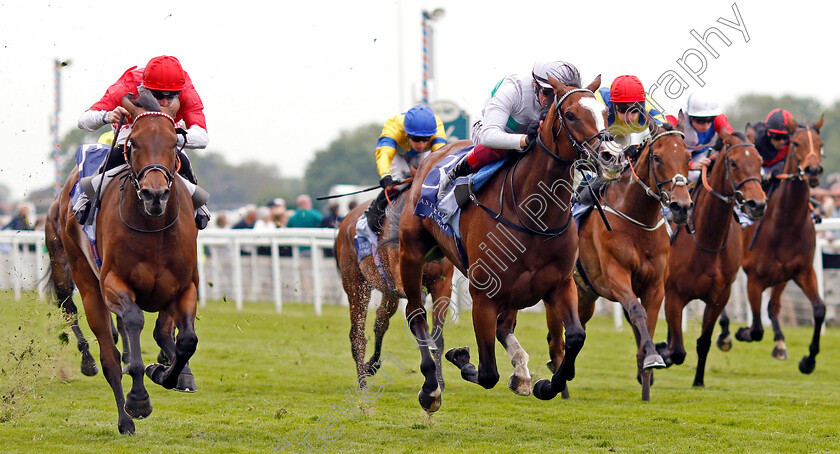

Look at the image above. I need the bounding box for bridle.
[536,88,614,168]
[119,111,183,233]
[774,125,823,181]
[700,143,761,207]
[627,129,688,206]
[123,111,182,199]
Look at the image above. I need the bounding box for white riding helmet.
[532,60,582,89]
[685,92,722,117]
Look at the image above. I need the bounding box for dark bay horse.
[335,194,454,389]
[45,92,199,434]
[724,115,826,373]
[398,76,624,412]
[657,128,765,387]
[573,119,692,401]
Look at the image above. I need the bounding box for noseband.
[629,129,688,206]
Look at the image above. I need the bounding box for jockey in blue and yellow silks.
[366,104,448,234]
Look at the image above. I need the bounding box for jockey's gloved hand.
[379,175,393,189]
[522,120,541,152]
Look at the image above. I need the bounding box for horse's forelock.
[135,90,162,112]
[730,131,747,141]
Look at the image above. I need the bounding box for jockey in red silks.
[74,55,211,229]
[436,60,582,199]
[753,108,795,179]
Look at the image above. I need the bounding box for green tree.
[303,123,381,206]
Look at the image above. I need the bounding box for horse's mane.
[380,191,409,247]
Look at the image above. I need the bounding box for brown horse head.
[120,91,181,217]
[718,128,766,219]
[638,119,692,223]
[790,114,825,188]
[545,74,625,181]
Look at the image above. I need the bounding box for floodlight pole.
[422,8,444,105]
[52,59,71,195]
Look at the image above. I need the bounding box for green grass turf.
[1,290,838,453]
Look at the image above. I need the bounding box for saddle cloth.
[353,214,391,287]
[413,145,510,270]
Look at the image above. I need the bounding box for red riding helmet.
[143,55,186,91]
[610,75,645,103]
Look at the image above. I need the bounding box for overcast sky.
[0,0,835,200]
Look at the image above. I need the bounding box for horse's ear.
[585,75,601,93]
[815,113,824,133]
[719,126,731,141]
[548,76,571,96]
[745,123,755,143]
[676,109,686,131]
[121,95,141,118]
[786,115,798,134]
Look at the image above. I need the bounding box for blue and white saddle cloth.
[353,214,392,287]
[70,143,111,268]
[413,145,510,270]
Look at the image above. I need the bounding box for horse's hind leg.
[534,278,585,401]
[427,267,454,391]
[658,286,688,367]
[46,222,98,376]
[767,284,789,360]
[792,267,826,374]
[496,310,531,396]
[152,312,196,392]
[146,284,199,390]
[735,277,766,342]
[717,309,732,351]
[343,263,373,387]
[366,294,398,375]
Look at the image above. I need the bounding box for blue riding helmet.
[404,105,438,137]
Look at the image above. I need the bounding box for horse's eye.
[730,161,738,170]
[792,142,799,148]
[564,111,576,121]
[651,154,661,163]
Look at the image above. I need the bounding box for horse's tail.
[380,191,408,248]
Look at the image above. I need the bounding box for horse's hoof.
[716,333,733,352]
[124,396,152,419]
[772,342,788,361]
[418,387,441,413]
[561,386,570,399]
[533,379,558,401]
[735,327,752,342]
[643,354,666,370]
[508,374,532,396]
[145,363,170,388]
[799,356,816,374]
[546,360,557,374]
[80,352,99,377]
[175,373,197,393]
[444,347,470,369]
[692,381,705,388]
[118,415,135,435]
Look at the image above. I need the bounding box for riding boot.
[177,151,198,185]
[74,146,126,225]
[437,158,474,200]
[365,190,389,235]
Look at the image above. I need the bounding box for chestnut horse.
[656,128,765,387]
[573,119,693,401]
[335,194,454,388]
[44,92,199,434]
[722,115,826,373]
[398,76,624,412]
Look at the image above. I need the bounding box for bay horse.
[656,127,766,387]
[573,118,693,401]
[335,193,454,389]
[722,115,826,373]
[398,75,624,412]
[44,91,199,434]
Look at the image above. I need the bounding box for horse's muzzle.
[140,188,171,217]
[744,199,766,220]
[668,200,692,225]
[805,166,823,188]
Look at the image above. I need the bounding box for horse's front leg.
[735,277,766,343]
[152,312,196,392]
[103,276,152,420]
[495,310,531,396]
[767,283,789,360]
[399,221,440,412]
[658,283,687,367]
[793,267,826,374]
[146,284,199,390]
[535,278,585,401]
